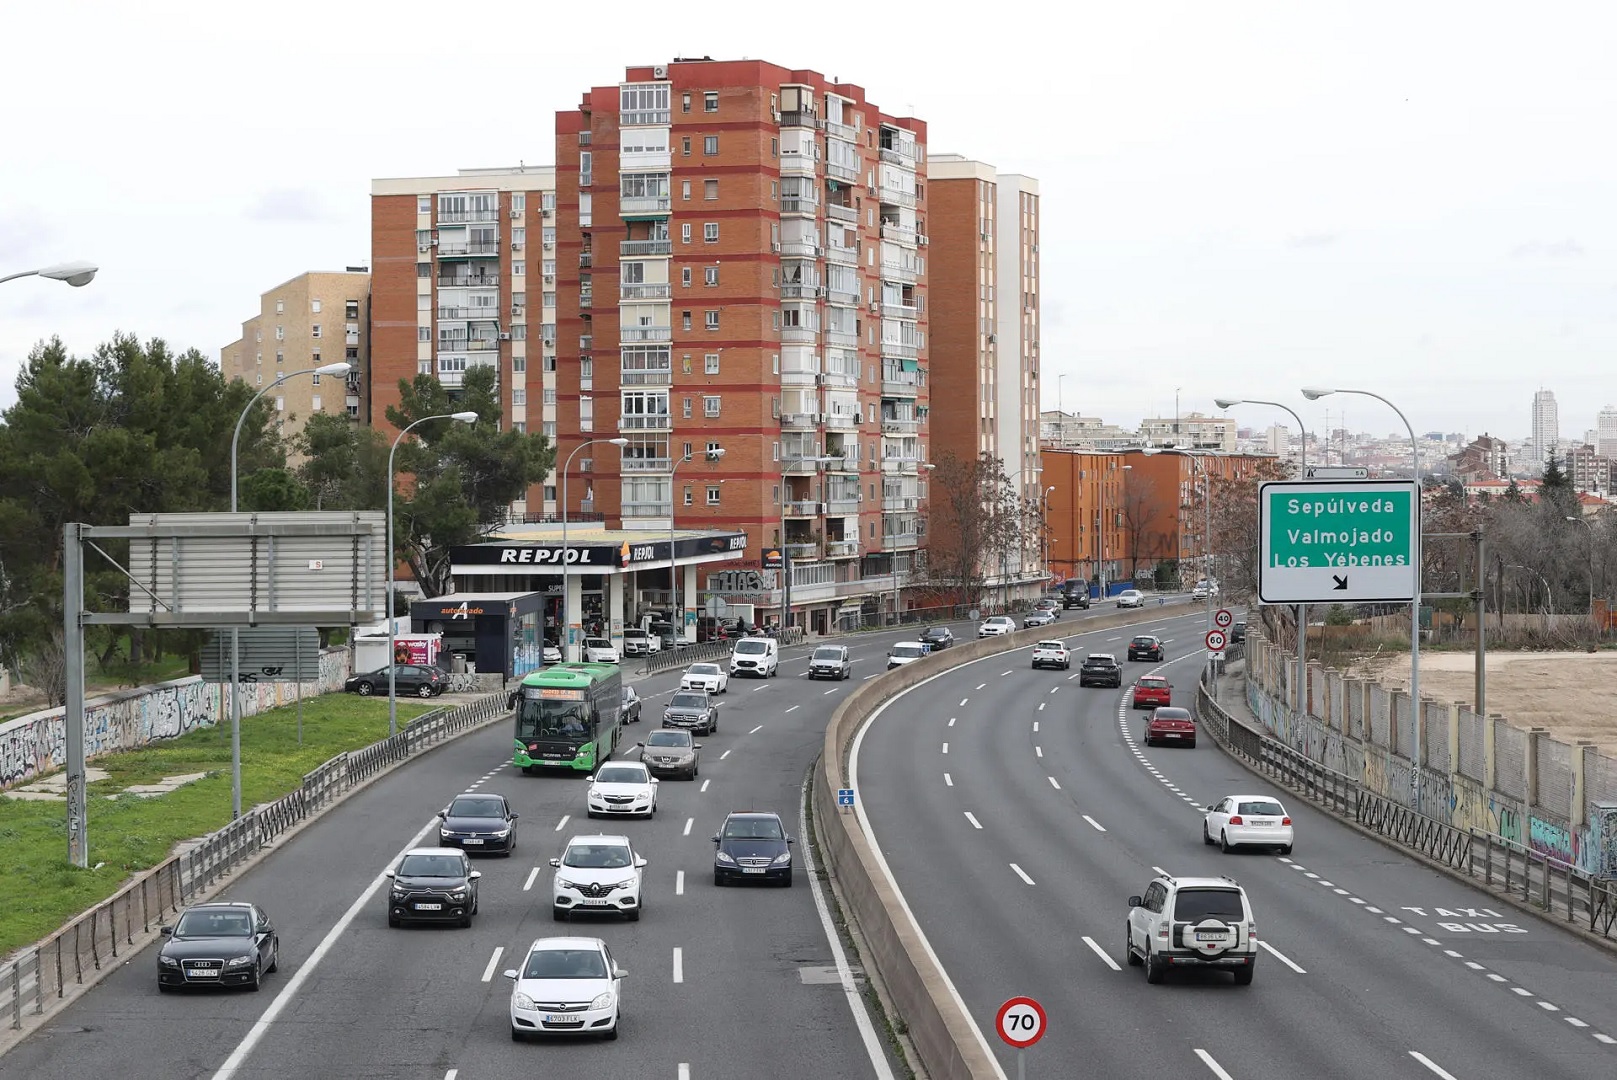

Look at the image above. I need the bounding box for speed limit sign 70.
[1205,629,1228,651]
[995,996,1047,1048]
[1214,608,1233,628]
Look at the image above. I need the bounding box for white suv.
[977,616,1016,637]
[1124,874,1257,985]
[550,834,646,923]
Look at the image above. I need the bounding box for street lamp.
[1302,385,1424,806]
[559,437,630,660]
[890,462,935,624]
[226,360,352,818]
[387,411,479,734]
[671,447,725,643]
[0,261,99,288]
[1567,516,1597,620]
[1042,485,1056,585]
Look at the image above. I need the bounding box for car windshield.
[595,766,648,784]
[1172,888,1245,922]
[736,640,768,654]
[923,628,947,638]
[1086,655,1115,664]
[813,648,843,661]
[1037,641,1064,650]
[1156,708,1192,720]
[645,730,692,748]
[690,664,720,675]
[174,909,253,938]
[1238,800,1286,816]
[448,797,505,818]
[515,692,595,741]
[724,817,785,840]
[523,948,609,980]
[563,843,634,869]
[1139,677,1168,688]
[1132,637,1154,645]
[625,629,646,638]
[669,692,708,709]
[585,638,611,649]
[891,645,924,658]
[397,853,465,878]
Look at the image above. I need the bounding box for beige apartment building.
[221,269,372,454]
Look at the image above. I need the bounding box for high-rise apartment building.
[371,166,559,517]
[1596,405,1617,459]
[1531,389,1559,465]
[550,58,930,631]
[927,154,1042,595]
[1139,412,1237,453]
[221,270,371,453]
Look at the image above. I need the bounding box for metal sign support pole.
[231,627,242,818]
[1017,1049,1025,1080]
[63,524,88,868]
[295,631,304,746]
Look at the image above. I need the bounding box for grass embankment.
[0,693,435,957]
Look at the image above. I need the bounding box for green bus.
[510,663,624,774]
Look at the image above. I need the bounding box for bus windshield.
[515,695,594,741]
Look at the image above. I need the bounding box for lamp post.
[670,447,725,643]
[226,360,352,818]
[0,261,99,288]
[386,411,479,734]
[890,462,934,624]
[1567,516,1597,622]
[1042,485,1056,585]
[1303,385,1423,807]
[1216,396,1312,722]
[558,437,629,661]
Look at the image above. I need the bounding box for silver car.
[636,728,702,781]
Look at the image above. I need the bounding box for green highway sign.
[1258,480,1419,604]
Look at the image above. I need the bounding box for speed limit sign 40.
[1214,608,1233,629]
[1205,629,1228,651]
[995,996,1047,1048]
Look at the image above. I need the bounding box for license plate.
[415,902,442,910]
[1196,931,1224,941]
[579,898,610,906]
[1250,820,1275,826]
[188,969,219,978]
[1162,732,1180,738]
[743,867,766,874]
[543,1013,580,1023]
[463,838,484,845]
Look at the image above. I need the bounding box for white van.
[729,636,780,678]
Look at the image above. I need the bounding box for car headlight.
[772,852,792,865]
[556,877,579,890]
[225,954,254,967]
[513,992,536,1010]
[591,991,615,1011]
[159,955,179,967]
[633,791,650,801]
[391,887,408,899]
[491,828,510,837]
[439,827,454,837]
[715,852,736,864]
[448,889,467,901]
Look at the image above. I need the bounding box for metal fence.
[0,688,511,1031]
[638,627,807,677]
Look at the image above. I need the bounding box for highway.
[855,609,1617,1080]
[0,604,1140,1080]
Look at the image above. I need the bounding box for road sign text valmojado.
[1271,492,1412,568]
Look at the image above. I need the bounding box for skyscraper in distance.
[1531,389,1559,466]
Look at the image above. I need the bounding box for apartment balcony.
[780,283,822,301]
[826,160,859,183]
[621,148,673,171]
[881,378,919,398]
[779,240,818,259]
[786,542,821,561]
[824,243,857,266]
[819,367,858,389]
[881,260,918,284]
[620,326,672,343]
[438,241,500,257]
[780,364,819,387]
[780,153,817,176]
[823,412,858,430]
[879,146,917,168]
[579,335,593,351]
[782,457,824,474]
[880,222,917,246]
[621,239,673,257]
[437,306,483,319]
[883,495,920,512]
[884,300,920,320]
[579,252,594,268]
[826,287,859,307]
[438,274,500,288]
[621,283,672,301]
[885,532,919,549]
[826,498,860,515]
[620,195,672,216]
[878,187,917,209]
[620,107,671,127]
[882,417,920,435]
[825,329,857,348]
[784,501,823,517]
[619,368,673,386]
[578,291,594,309]
[781,327,818,344]
[825,539,859,559]
[780,110,820,129]
[622,500,674,518]
[780,412,818,430]
[881,340,920,360]
[826,203,857,226]
[881,458,921,475]
[621,456,673,472]
[824,119,857,143]
[619,414,674,431]
[463,338,501,352]
[781,196,819,216]
[438,210,499,224]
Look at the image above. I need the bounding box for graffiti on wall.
[1445,775,1525,846]
[1527,816,1600,875]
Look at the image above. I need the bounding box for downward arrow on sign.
[1332,574,1348,590]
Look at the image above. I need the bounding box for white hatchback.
[582,638,620,663]
[586,762,659,820]
[551,834,647,922]
[978,616,1016,637]
[505,935,626,1041]
[680,662,729,694]
[1203,794,1294,854]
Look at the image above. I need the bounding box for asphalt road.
[855,610,1617,1080]
[0,602,1156,1080]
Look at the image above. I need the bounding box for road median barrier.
[814,601,1193,1080]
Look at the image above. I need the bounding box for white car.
[977,616,1016,637]
[582,637,620,663]
[1115,590,1146,609]
[586,762,659,820]
[550,834,646,922]
[1192,579,1220,601]
[1125,874,1257,985]
[729,636,779,678]
[504,935,626,1041]
[680,662,729,694]
[621,628,661,656]
[1031,640,1070,670]
[1203,794,1293,855]
[886,641,928,669]
[542,643,563,663]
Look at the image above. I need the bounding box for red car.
[1132,676,1172,710]
[1145,706,1197,748]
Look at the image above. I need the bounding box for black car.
[1078,653,1123,688]
[808,644,853,680]
[1230,621,1247,644]
[157,902,278,992]
[713,811,795,887]
[1127,635,1166,662]
[436,792,518,855]
[1062,585,1091,609]
[344,664,444,698]
[919,626,954,650]
[622,684,643,723]
[663,690,719,735]
[385,847,482,927]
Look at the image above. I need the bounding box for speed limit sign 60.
[1214,608,1233,629]
[1205,629,1228,651]
[995,996,1047,1048]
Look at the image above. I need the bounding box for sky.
[3,0,1615,445]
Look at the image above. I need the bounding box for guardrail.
[0,689,511,1034]
[637,628,807,677]
[1195,674,1617,945]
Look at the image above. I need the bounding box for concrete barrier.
[814,602,1193,1080]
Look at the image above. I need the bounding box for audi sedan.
[436,792,518,855]
[1204,794,1294,855]
[157,902,278,992]
[680,662,729,694]
[1023,610,1056,629]
[587,761,659,819]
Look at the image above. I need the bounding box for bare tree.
[1207,458,1290,599]
[1118,474,1169,579]
[20,627,68,707]
[921,451,1020,609]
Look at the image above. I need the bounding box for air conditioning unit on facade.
[498,332,511,341]
[511,209,522,218]
[653,65,668,78]
[771,241,781,252]
[543,207,553,218]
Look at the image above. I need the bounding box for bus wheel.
[521,765,534,776]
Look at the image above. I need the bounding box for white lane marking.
[679,1066,691,1080]
[1001,670,1013,677]
[1486,974,1506,982]
[1403,927,1422,935]
[785,705,801,714]
[1421,937,1440,945]
[960,697,970,706]
[943,772,954,786]
[1048,776,1062,790]
[1409,1051,1461,1080]
[749,725,764,734]
[672,947,684,983]
[1258,940,1306,973]
[1567,1017,1589,1028]
[676,870,685,896]
[700,779,711,792]
[1443,949,1463,958]
[1106,636,1122,642]
[1366,905,1383,913]
[1033,720,1040,731]
[753,686,770,693]
[863,674,879,680]
[1009,863,1036,885]
[205,808,455,1060]
[1067,672,1079,681]
[1035,746,1043,758]
[1037,703,1045,712]
[445,1071,458,1080]
[1304,872,1319,879]
[798,773,898,1080]
[481,946,504,982]
[1383,916,1402,924]
[1538,1001,1561,1012]
[1195,1049,1236,1080]
[1511,987,1533,997]
[555,815,570,832]
[949,717,957,727]
[1081,935,1121,971]
[720,749,732,760]
[683,817,694,836]
[1333,888,1350,895]
[1349,897,1366,905]
[1465,961,1485,970]
[1048,687,1058,695]
[1081,814,1105,832]
[1596,1033,1617,1044]
[975,683,987,690]
[523,867,539,891]
[942,742,950,754]
[824,688,839,695]
[965,812,983,829]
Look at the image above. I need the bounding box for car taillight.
[1229,815,1244,825]
[1281,817,1292,826]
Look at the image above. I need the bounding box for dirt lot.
[1349,650,1617,753]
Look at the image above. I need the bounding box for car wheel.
[266,947,278,974]
[1233,964,1255,986]
[460,913,473,928]
[1202,823,1214,846]
[247,962,262,992]
[355,682,374,696]
[782,872,794,888]
[552,908,568,922]
[626,906,641,923]
[1125,924,1142,966]
[585,810,597,819]
[714,870,726,887]
[1145,945,1166,984]
[604,1020,620,1041]
[511,1027,525,1042]
[417,684,435,699]
[1280,844,1293,856]
[1221,830,1234,854]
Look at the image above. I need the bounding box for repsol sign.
[498,548,598,564]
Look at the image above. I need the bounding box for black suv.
[663,690,719,735]
[713,811,795,887]
[1127,635,1165,662]
[385,847,482,927]
[1079,653,1123,688]
[1062,586,1091,609]
[157,902,278,992]
[1230,621,1247,644]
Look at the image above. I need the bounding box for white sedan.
[586,761,659,819]
[978,616,1016,637]
[1115,589,1146,609]
[680,662,729,694]
[504,935,626,1041]
[1203,794,1294,854]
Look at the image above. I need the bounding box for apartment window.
[681,223,692,243]
[275,351,284,365]
[681,354,693,373]
[682,397,693,418]
[681,266,692,287]
[541,424,556,440]
[683,486,694,506]
[703,135,718,156]
[418,327,430,342]
[255,353,261,366]
[541,191,556,211]
[703,91,719,112]
[771,137,779,157]
[706,485,721,505]
[312,299,324,315]
[703,395,721,417]
[682,92,692,113]
[275,300,284,314]
[513,355,526,373]
[512,388,527,406]
[684,442,694,458]
[544,356,557,372]
[770,180,778,200]
[417,195,431,213]
[346,300,359,319]
[543,292,556,308]
[275,325,284,340]
[707,441,722,456]
[580,356,594,380]
[544,485,558,502]
[311,370,322,385]
[704,266,719,287]
[705,310,719,331]
[542,259,556,277]
[418,262,432,278]
[311,324,321,338]
[513,261,524,276]
[704,352,720,374]
[543,388,557,405]
[682,136,692,156]
[704,222,719,243]
[513,422,526,434]
[311,395,323,411]
[682,180,691,201]
[704,179,718,200]
[542,227,556,246]
[682,310,693,331]
[579,151,592,184]
[256,374,263,385]
[512,227,526,246]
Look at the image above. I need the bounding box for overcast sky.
[4,1,1614,445]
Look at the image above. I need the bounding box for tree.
[1540,451,1577,519]
[919,451,1020,608]
[1118,474,1168,579]
[1206,458,1290,599]
[383,365,555,597]
[293,412,389,511]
